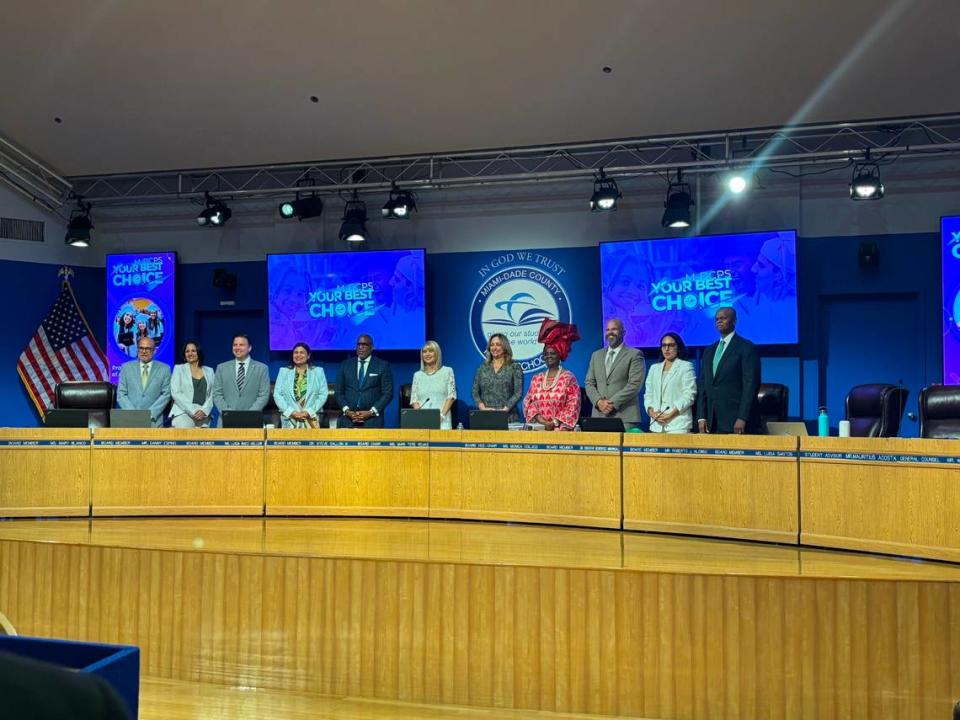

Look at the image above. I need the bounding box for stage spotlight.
[278,195,324,220]
[64,199,93,247]
[339,192,368,243]
[589,171,621,212]
[197,194,232,227]
[726,172,748,194]
[849,159,884,201]
[381,186,416,219]
[661,172,693,229]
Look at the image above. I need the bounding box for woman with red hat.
[522,319,582,431]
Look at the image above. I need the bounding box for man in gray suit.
[116,337,172,427]
[211,334,270,424]
[584,318,646,430]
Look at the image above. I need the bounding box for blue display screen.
[599,230,798,347]
[267,249,427,351]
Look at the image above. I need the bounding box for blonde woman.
[410,340,457,429]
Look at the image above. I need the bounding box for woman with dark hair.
[273,342,328,428]
[116,312,136,357]
[169,341,215,428]
[644,331,697,433]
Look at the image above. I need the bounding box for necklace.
[542,366,562,390]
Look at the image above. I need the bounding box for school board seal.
[470,254,572,374]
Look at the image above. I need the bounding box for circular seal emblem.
[470,265,572,374]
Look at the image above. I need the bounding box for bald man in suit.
[116,337,171,427]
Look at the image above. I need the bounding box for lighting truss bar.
[68,114,960,206]
[0,134,73,212]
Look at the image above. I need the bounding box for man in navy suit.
[696,307,761,434]
[335,334,394,428]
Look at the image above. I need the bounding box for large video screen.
[943,216,960,383]
[267,249,426,351]
[106,252,176,382]
[600,230,798,347]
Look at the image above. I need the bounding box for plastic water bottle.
[817,407,830,437]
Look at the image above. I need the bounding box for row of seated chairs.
[51,380,960,438]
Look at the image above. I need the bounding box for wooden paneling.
[0,428,90,516]
[429,430,622,528]
[801,437,960,562]
[1,535,958,719]
[90,429,264,515]
[265,429,431,516]
[623,433,799,543]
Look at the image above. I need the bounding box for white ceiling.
[2,0,958,177]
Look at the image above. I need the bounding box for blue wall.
[0,231,942,434]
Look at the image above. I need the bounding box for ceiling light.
[849,153,884,200]
[382,186,417,219]
[65,199,93,247]
[339,192,368,243]
[278,195,324,220]
[197,193,232,227]
[589,171,621,212]
[661,171,693,229]
[726,172,748,194]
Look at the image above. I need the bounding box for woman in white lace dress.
[411,340,457,429]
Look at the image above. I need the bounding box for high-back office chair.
[322,384,339,428]
[844,383,909,438]
[54,381,116,428]
[263,383,282,428]
[757,383,789,432]
[919,384,960,439]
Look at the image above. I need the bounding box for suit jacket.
[211,358,271,420]
[116,360,172,427]
[273,365,329,428]
[584,344,646,423]
[643,359,697,433]
[0,652,131,720]
[335,355,394,427]
[696,333,761,433]
[168,363,215,421]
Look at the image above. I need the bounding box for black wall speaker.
[212,269,237,290]
[857,242,879,269]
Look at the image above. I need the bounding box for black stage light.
[339,192,368,243]
[279,195,323,220]
[381,187,417,219]
[589,171,621,212]
[65,199,93,247]
[197,193,232,226]
[849,157,884,200]
[661,172,693,229]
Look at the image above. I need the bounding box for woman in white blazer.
[644,332,697,433]
[273,343,329,428]
[169,341,215,428]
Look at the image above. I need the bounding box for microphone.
[421,398,431,408]
[653,405,671,422]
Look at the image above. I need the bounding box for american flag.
[17,280,108,416]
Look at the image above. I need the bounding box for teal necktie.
[358,359,367,386]
[712,339,726,375]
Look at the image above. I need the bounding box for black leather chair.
[322,384,339,428]
[919,384,960,439]
[757,383,788,432]
[263,383,282,428]
[54,381,116,429]
[844,383,909,438]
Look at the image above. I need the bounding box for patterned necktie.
[605,349,615,375]
[237,362,246,394]
[141,364,149,389]
[712,339,726,375]
[358,359,367,386]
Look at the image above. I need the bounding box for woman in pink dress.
[523,319,581,431]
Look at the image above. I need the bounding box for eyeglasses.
[660,342,677,348]
[137,346,155,352]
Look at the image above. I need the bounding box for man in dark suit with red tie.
[335,334,394,428]
[697,307,761,434]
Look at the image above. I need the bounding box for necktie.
[604,350,615,375]
[141,364,149,389]
[358,359,367,386]
[237,362,246,394]
[712,340,726,375]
